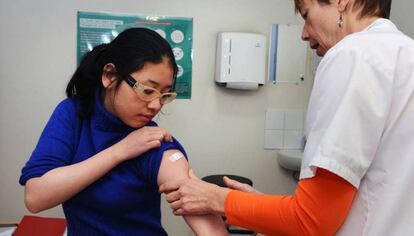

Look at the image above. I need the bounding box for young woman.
[19,28,226,236]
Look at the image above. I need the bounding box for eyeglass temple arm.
[123,75,137,87]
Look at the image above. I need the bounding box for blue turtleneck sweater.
[20,91,186,235]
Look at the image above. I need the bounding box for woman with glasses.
[19,28,226,236]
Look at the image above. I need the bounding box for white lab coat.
[301,19,414,235]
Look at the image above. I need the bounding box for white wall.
[390,0,414,38]
[1,1,412,236]
[0,1,304,235]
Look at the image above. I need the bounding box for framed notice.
[77,11,193,99]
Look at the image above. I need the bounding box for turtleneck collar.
[92,89,132,133]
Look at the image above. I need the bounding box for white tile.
[284,110,304,130]
[264,129,284,149]
[283,130,304,149]
[265,109,284,130]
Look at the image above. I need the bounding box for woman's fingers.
[114,126,174,162]
[145,128,173,143]
[156,127,173,142]
[146,140,161,149]
[163,132,173,142]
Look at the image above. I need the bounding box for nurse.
[19,28,226,235]
[160,0,414,235]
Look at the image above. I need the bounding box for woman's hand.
[113,126,173,162]
[223,176,262,194]
[159,169,230,216]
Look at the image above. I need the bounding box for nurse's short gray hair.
[294,0,392,19]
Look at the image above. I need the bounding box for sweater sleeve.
[140,136,188,184]
[19,99,77,185]
[224,168,356,236]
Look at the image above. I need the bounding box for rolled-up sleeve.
[139,135,188,185]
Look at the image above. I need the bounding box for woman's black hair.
[66,27,178,119]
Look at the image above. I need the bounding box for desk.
[0,221,18,236]
[1,216,66,236]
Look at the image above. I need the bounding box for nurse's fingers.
[223,176,262,194]
[165,191,181,203]
[159,180,182,193]
[173,208,184,216]
[170,199,183,211]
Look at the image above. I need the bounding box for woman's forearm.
[180,185,228,235]
[24,146,124,213]
[184,215,227,236]
[157,150,228,235]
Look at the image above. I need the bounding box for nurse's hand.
[113,126,173,162]
[159,169,230,216]
[223,176,262,194]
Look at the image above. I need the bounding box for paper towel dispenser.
[215,32,266,90]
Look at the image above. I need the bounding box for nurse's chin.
[315,48,326,57]
[314,45,329,57]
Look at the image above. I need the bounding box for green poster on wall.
[77,11,193,99]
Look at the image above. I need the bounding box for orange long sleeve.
[224,168,357,236]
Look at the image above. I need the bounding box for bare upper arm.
[157,149,189,186]
[157,149,228,235]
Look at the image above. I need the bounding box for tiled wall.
[264,109,305,149]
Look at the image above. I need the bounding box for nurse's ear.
[337,0,350,12]
[101,63,117,88]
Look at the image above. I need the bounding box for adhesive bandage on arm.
[168,152,184,163]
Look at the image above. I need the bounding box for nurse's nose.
[301,26,310,41]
